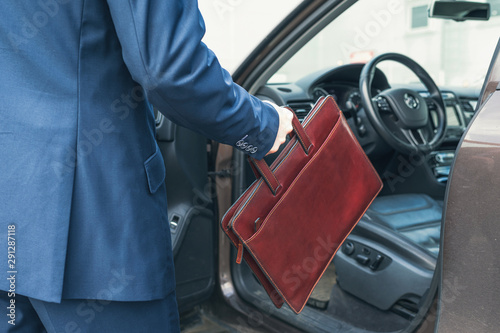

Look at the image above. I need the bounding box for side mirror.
[428,1,490,22]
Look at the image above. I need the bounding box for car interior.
[232,62,452,332]
[153,0,500,332]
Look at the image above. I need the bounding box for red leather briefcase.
[221,96,383,314]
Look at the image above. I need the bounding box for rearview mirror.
[428,1,490,21]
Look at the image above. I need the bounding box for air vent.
[287,101,314,120]
[441,92,455,100]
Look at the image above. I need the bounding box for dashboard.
[255,63,478,156]
[311,84,378,116]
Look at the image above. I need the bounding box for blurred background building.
[199,0,500,90]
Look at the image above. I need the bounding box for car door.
[437,39,500,333]
[154,108,217,313]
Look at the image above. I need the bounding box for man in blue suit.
[0,0,293,331]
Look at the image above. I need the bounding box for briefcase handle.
[248,111,313,196]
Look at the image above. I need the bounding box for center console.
[421,91,464,183]
[429,150,455,183]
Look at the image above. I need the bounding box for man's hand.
[266,102,294,155]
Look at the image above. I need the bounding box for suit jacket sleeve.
[105,0,279,159]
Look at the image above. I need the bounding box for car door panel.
[438,40,500,332]
[155,110,216,312]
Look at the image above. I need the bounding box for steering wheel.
[359,53,446,155]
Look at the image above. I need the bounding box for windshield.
[270,0,500,89]
[199,0,303,74]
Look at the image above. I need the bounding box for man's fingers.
[266,104,294,155]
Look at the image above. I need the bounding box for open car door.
[437,39,500,332]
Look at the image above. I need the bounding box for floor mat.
[325,285,410,332]
[307,264,337,309]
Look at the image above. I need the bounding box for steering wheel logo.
[404,93,420,110]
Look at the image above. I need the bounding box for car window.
[479,40,500,106]
[199,0,303,74]
[269,0,500,90]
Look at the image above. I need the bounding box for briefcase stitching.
[229,96,342,250]
[221,95,380,314]
[294,125,311,155]
[245,115,344,244]
[229,136,306,233]
[221,180,259,230]
[221,96,338,310]
[296,161,382,313]
[228,180,264,230]
[242,235,305,313]
[253,160,281,195]
[226,122,308,231]
[242,181,382,314]
[243,177,382,314]
[227,109,381,242]
[240,120,345,311]
[241,116,383,313]
[271,140,299,173]
[223,177,264,234]
[299,185,381,313]
[270,96,331,173]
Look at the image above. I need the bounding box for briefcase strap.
[248,111,313,196]
[289,112,313,155]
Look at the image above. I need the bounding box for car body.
[157,1,500,332]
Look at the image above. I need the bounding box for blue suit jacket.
[0,0,278,303]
